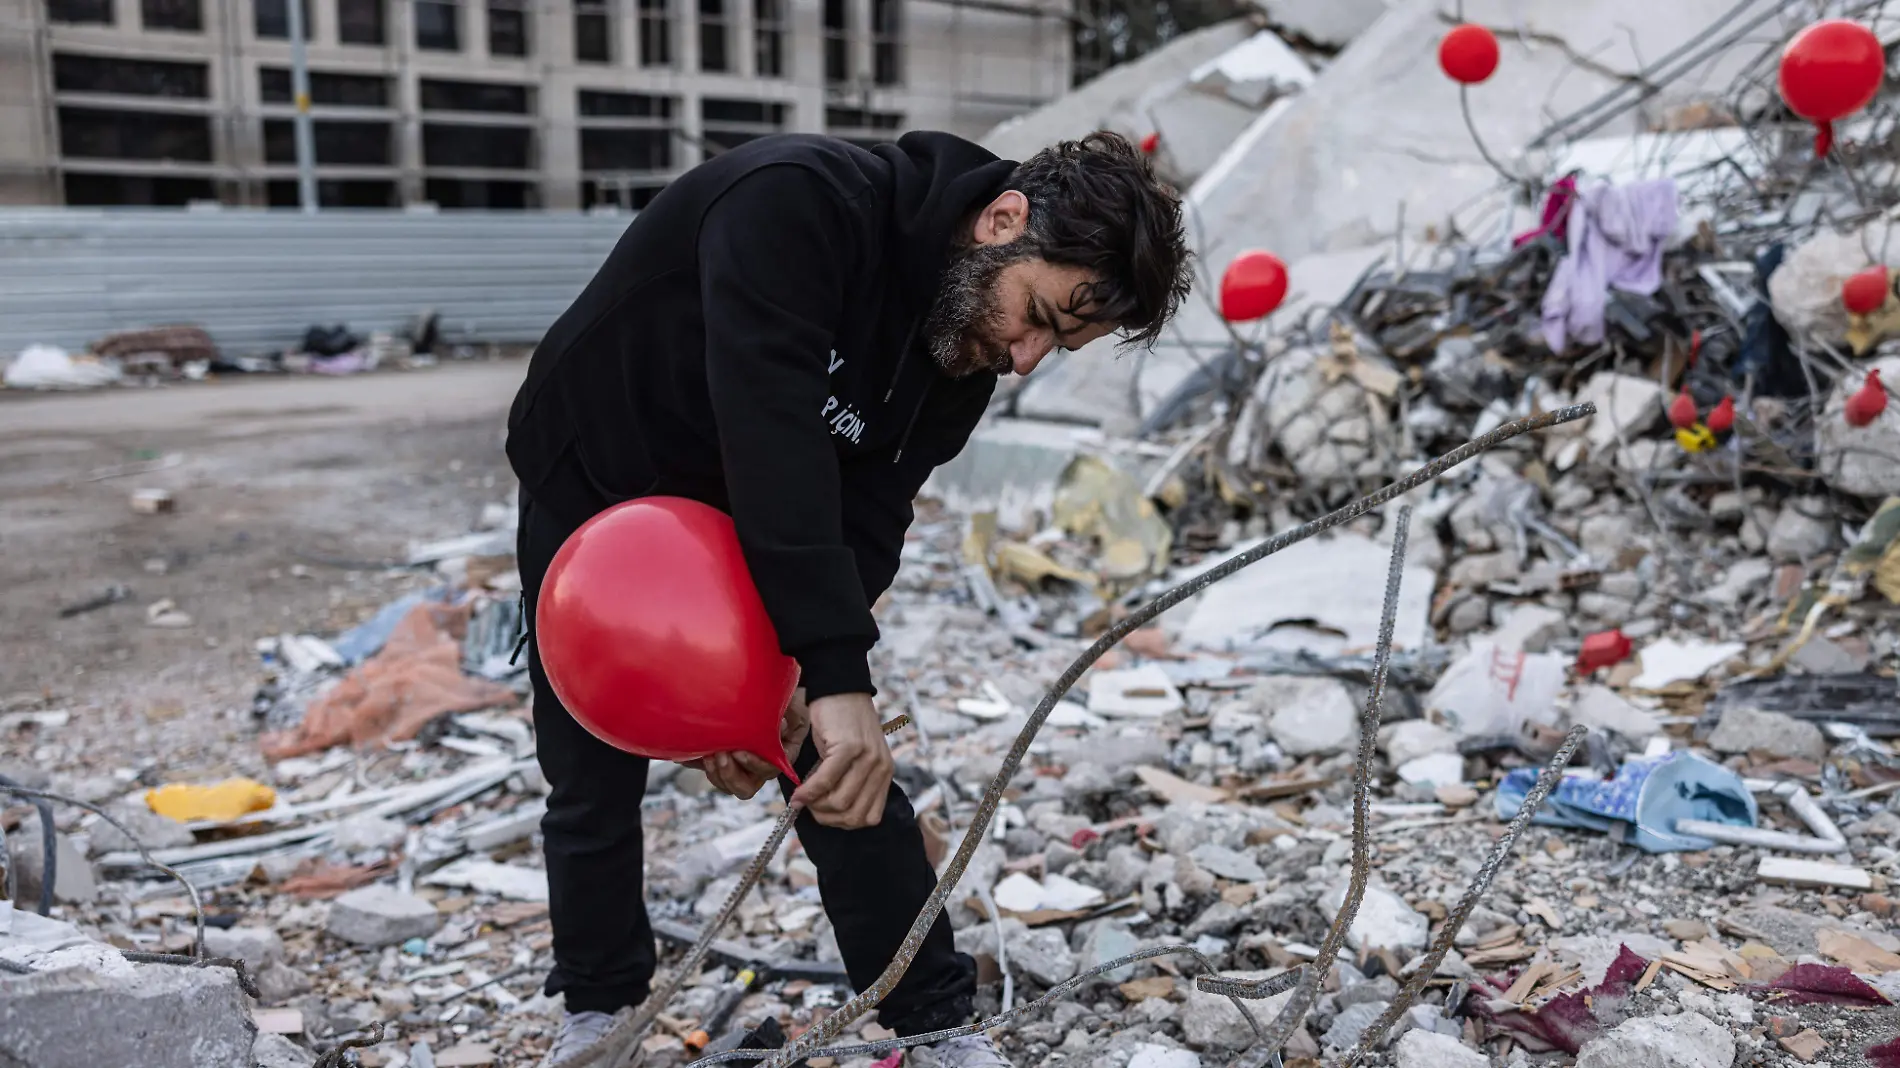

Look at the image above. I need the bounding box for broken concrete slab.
[1574,1011,1734,1068]
[1250,675,1361,756]
[981,18,1259,184]
[252,1032,317,1068]
[1706,706,1829,762]
[1817,354,1900,498]
[201,926,285,970]
[325,885,443,947]
[1088,665,1186,719]
[1380,719,1458,767]
[1323,878,1428,952]
[0,962,257,1067]
[921,419,1094,530]
[1179,532,1433,656]
[7,813,96,907]
[1393,1029,1489,1068]
[85,804,193,855]
[1182,969,1295,1048]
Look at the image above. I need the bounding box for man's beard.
[923,243,1018,378]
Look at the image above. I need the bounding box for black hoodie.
[506,132,1017,702]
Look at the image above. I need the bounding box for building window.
[254,0,313,38]
[142,0,202,31]
[872,0,900,85]
[574,1,611,62]
[422,124,534,169]
[697,0,728,72]
[823,0,849,84]
[337,0,384,44]
[753,0,785,77]
[58,106,213,162]
[414,0,459,50]
[419,78,531,113]
[47,0,113,25]
[54,54,209,98]
[639,0,672,66]
[826,106,903,149]
[260,68,391,107]
[488,0,528,56]
[578,90,673,118]
[582,179,666,210]
[424,178,538,209]
[700,98,785,157]
[263,119,393,164]
[65,174,215,205]
[580,128,672,172]
[267,179,399,207]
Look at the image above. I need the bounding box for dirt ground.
[0,358,528,783]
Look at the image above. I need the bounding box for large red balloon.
[1843,265,1890,315]
[1220,250,1289,322]
[1780,20,1885,123]
[1439,24,1500,85]
[537,497,802,782]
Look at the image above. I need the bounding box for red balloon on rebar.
[1439,24,1500,85]
[1219,250,1289,322]
[1780,20,1885,156]
[1847,369,1889,427]
[1667,388,1699,431]
[1843,265,1890,315]
[1706,395,1736,435]
[536,497,802,782]
[1140,131,1160,155]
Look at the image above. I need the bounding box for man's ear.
[972,190,1029,247]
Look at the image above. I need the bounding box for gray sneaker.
[908,1033,1011,1067]
[544,1010,637,1068]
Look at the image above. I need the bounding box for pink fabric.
[1542,178,1679,352]
[1514,175,1578,249]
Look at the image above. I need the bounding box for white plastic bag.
[3,345,121,390]
[1426,641,1565,737]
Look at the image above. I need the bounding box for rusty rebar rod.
[762,405,1595,1067]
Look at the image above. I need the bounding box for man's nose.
[1011,334,1055,376]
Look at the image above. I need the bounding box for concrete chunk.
[325,885,441,947]
[1574,1011,1735,1068]
[0,963,256,1067]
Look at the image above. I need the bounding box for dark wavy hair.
[1008,131,1192,349]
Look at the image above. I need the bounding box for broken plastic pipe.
[1674,778,1847,855]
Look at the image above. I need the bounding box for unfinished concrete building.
[0,0,1072,208]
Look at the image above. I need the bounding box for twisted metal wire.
[1334,724,1589,1067]
[762,405,1595,1067]
[0,783,208,958]
[1208,505,1413,1060]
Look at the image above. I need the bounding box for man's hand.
[790,692,893,828]
[688,690,813,801]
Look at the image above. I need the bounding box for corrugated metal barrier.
[0,209,634,356]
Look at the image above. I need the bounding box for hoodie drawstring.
[886,317,930,464]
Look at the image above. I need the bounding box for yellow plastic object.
[1675,425,1716,453]
[145,778,277,822]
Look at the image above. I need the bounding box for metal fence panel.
[0,209,634,356]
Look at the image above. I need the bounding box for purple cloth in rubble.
[1541,178,1679,352]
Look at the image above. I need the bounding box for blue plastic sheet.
[329,588,451,666]
[1496,751,1757,853]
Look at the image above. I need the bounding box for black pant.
[517,492,976,1035]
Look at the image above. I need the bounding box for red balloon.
[1847,369,1888,427]
[1667,388,1699,430]
[1780,20,1885,123]
[1706,394,1736,435]
[1140,131,1160,155]
[1843,265,1890,315]
[1439,24,1500,85]
[1220,250,1289,322]
[537,497,802,782]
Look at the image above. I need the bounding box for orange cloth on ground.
[262,602,516,759]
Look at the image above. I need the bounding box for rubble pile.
[7,4,1900,1068]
